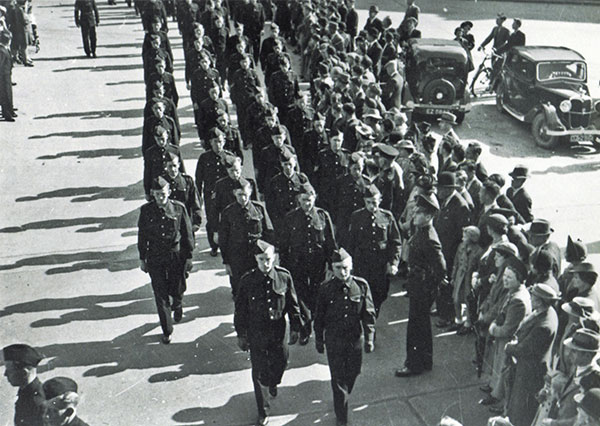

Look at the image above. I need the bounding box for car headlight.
[559,100,572,113]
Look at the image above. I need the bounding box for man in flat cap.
[234,240,303,426]
[506,165,533,224]
[42,377,89,426]
[219,178,273,298]
[396,193,446,376]
[138,176,195,343]
[314,248,376,426]
[505,283,559,426]
[347,184,401,319]
[279,182,337,345]
[2,343,45,426]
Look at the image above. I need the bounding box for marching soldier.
[314,248,376,426]
[42,377,90,426]
[373,144,404,220]
[196,83,228,142]
[142,98,179,154]
[195,128,234,256]
[347,184,402,318]
[213,156,258,228]
[315,128,351,213]
[301,113,328,180]
[143,125,185,197]
[279,183,337,344]
[215,111,244,160]
[218,178,273,298]
[234,240,303,426]
[396,193,446,377]
[146,56,178,106]
[256,125,296,193]
[138,176,195,343]
[267,54,300,126]
[1,344,45,426]
[162,153,202,232]
[142,34,173,84]
[74,0,99,58]
[264,151,309,232]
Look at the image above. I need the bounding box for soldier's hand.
[365,341,375,353]
[386,264,398,276]
[184,259,193,276]
[225,264,232,276]
[139,259,148,273]
[288,331,299,345]
[186,82,191,91]
[315,341,324,354]
[237,336,249,351]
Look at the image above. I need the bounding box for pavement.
[1,1,600,426]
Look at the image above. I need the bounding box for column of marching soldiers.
[137,2,600,426]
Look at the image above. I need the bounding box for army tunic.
[374,165,405,221]
[264,171,309,232]
[334,173,372,244]
[141,114,179,154]
[234,266,303,417]
[218,201,274,296]
[196,97,229,142]
[163,173,203,229]
[315,147,351,212]
[314,275,376,424]
[195,149,233,250]
[347,208,402,315]
[213,176,259,227]
[143,143,185,196]
[256,143,296,193]
[279,207,337,334]
[405,223,446,373]
[142,45,173,85]
[301,128,329,179]
[146,71,178,106]
[14,377,45,426]
[138,199,194,336]
[268,69,300,121]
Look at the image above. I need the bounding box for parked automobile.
[495,46,600,149]
[405,38,471,124]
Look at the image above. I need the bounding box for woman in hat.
[505,284,560,426]
[558,236,588,297]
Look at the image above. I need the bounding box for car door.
[504,54,536,114]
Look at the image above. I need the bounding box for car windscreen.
[537,61,586,82]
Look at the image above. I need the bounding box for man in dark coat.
[143,125,185,197]
[314,248,376,426]
[347,185,402,318]
[234,240,302,426]
[478,13,510,59]
[506,165,533,224]
[147,57,178,106]
[314,129,351,217]
[42,377,90,426]
[2,344,45,426]
[345,0,358,49]
[433,172,471,328]
[196,84,228,142]
[162,153,202,232]
[138,176,195,343]
[381,60,404,110]
[279,183,337,344]
[218,178,274,298]
[142,98,179,154]
[241,0,265,63]
[74,0,99,58]
[396,194,446,376]
[0,31,15,121]
[374,144,404,221]
[497,18,526,55]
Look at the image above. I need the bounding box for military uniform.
[14,378,45,426]
[257,143,296,193]
[374,164,405,221]
[218,200,273,296]
[314,273,376,425]
[347,207,402,315]
[234,264,303,421]
[301,128,328,179]
[404,222,446,373]
[74,0,99,57]
[315,148,351,212]
[268,68,299,124]
[213,176,259,226]
[163,173,203,230]
[334,172,372,245]
[142,114,179,154]
[138,194,194,338]
[265,171,309,231]
[146,71,178,106]
[195,149,233,251]
[218,123,244,160]
[196,96,228,141]
[143,143,185,196]
[279,206,337,339]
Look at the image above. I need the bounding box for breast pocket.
[246,211,264,238]
[349,294,363,314]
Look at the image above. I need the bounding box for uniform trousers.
[80,23,97,56]
[148,254,185,336]
[354,256,389,317]
[250,342,289,417]
[405,285,436,373]
[203,194,218,250]
[0,73,14,119]
[326,338,362,424]
[289,259,325,338]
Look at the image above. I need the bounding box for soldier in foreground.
[234,240,303,426]
[314,248,376,426]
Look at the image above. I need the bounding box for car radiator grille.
[568,98,592,128]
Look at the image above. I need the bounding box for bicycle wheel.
[470,67,492,97]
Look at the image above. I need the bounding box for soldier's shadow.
[15,181,144,203]
[171,380,334,426]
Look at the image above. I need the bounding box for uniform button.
[344,314,348,318]
[344,296,347,300]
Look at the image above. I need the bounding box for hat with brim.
[356,123,374,139]
[437,112,458,125]
[566,236,587,263]
[436,171,459,188]
[564,328,600,352]
[376,144,399,159]
[570,262,597,277]
[363,108,382,120]
[504,254,528,282]
[486,213,509,232]
[508,165,530,179]
[562,297,598,319]
[492,242,518,258]
[530,283,561,302]
[528,219,553,236]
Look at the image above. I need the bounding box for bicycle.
[469,48,503,97]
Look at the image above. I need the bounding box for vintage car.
[405,38,471,123]
[495,46,600,149]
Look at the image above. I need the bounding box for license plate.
[570,134,592,143]
[425,108,444,115]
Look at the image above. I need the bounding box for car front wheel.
[531,112,560,149]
